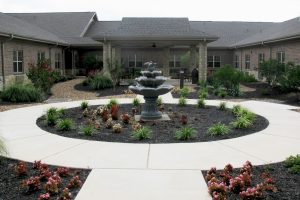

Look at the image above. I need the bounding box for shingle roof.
[8,12,96,37]
[0,12,66,44]
[61,37,101,46]
[190,21,275,48]
[84,21,121,37]
[90,17,217,41]
[232,17,300,47]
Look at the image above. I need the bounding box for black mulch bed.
[172,82,300,106]
[36,104,269,144]
[0,156,90,200]
[74,83,132,97]
[202,162,300,200]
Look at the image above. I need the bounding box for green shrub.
[197,98,206,108]
[218,102,227,111]
[132,97,141,107]
[90,75,113,90]
[284,155,300,174]
[278,64,300,92]
[27,60,60,93]
[207,123,230,136]
[180,86,189,98]
[178,97,187,106]
[80,101,89,110]
[56,119,74,131]
[1,83,43,103]
[232,105,242,115]
[198,89,208,99]
[241,72,257,83]
[213,65,243,96]
[175,126,197,140]
[230,116,253,129]
[218,90,227,98]
[156,97,163,106]
[80,125,95,136]
[259,59,285,87]
[107,98,119,108]
[45,107,64,126]
[234,108,256,121]
[131,127,152,140]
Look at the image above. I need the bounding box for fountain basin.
[135,76,167,88]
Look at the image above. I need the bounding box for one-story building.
[0,12,300,90]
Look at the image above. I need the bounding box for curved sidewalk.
[0,97,300,200]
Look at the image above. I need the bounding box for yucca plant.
[207,123,230,136]
[132,97,141,107]
[156,97,163,106]
[218,102,227,111]
[175,126,197,140]
[231,116,253,129]
[45,107,61,126]
[131,127,152,140]
[198,89,208,99]
[80,101,89,110]
[107,98,119,109]
[232,105,242,116]
[178,97,187,106]
[56,119,74,131]
[197,98,206,108]
[180,86,189,98]
[80,125,95,136]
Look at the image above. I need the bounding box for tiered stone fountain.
[129,61,174,120]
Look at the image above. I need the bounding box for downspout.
[1,34,14,90]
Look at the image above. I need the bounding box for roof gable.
[8,12,96,37]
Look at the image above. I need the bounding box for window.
[258,53,265,64]
[37,51,45,63]
[13,50,23,73]
[55,53,61,69]
[276,51,285,64]
[245,54,250,69]
[234,55,239,68]
[207,55,221,68]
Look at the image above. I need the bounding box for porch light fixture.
[152,43,156,48]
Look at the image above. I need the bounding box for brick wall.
[0,39,64,90]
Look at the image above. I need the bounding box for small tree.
[83,55,102,73]
[180,51,190,69]
[259,59,285,87]
[106,59,123,91]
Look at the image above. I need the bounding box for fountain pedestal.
[129,61,174,121]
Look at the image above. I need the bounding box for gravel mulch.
[36,104,269,144]
[202,162,300,200]
[0,156,90,200]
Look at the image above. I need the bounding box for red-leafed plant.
[38,192,50,200]
[15,161,28,176]
[44,175,61,194]
[111,104,119,120]
[56,167,70,177]
[239,184,264,200]
[22,176,41,193]
[39,168,52,181]
[180,115,188,125]
[121,113,130,124]
[33,160,42,170]
[57,188,72,200]
[229,176,245,193]
[67,175,82,189]
[208,181,227,197]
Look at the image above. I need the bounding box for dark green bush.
[278,64,300,92]
[212,65,243,96]
[284,155,300,174]
[259,59,285,87]
[241,72,257,83]
[1,83,43,102]
[90,75,113,90]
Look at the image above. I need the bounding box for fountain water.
[129,61,174,120]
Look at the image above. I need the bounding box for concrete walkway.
[0,93,300,200]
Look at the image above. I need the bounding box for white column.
[102,42,112,78]
[198,42,207,81]
[163,47,170,77]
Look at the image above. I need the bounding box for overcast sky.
[1,0,300,22]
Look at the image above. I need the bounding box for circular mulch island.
[36,104,269,144]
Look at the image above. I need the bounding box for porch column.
[162,47,170,77]
[102,42,112,78]
[198,42,207,81]
[71,50,75,75]
[190,45,197,73]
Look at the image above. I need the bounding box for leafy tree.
[180,51,190,68]
[83,55,102,72]
[278,63,300,92]
[259,59,285,87]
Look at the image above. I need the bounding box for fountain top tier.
[140,61,162,78]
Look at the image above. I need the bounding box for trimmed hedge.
[1,83,43,102]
